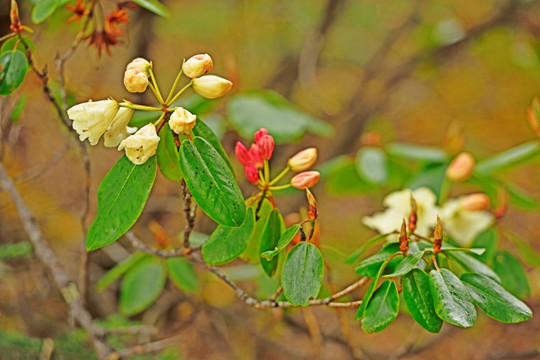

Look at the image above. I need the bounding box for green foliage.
[1,36,36,55]
[0,241,33,260]
[192,119,234,174]
[166,257,200,293]
[355,147,388,184]
[493,251,530,299]
[475,141,540,175]
[31,0,59,24]
[402,269,442,333]
[132,0,170,17]
[471,228,498,264]
[355,243,402,277]
[157,123,183,182]
[346,233,391,264]
[241,198,273,263]
[96,252,149,292]
[383,251,425,278]
[259,209,283,277]
[0,51,27,96]
[361,280,399,333]
[260,224,300,260]
[386,143,447,163]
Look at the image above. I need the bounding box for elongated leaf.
[402,269,442,333]
[493,251,530,299]
[355,243,402,278]
[192,119,233,174]
[202,208,255,265]
[241,198,273,263]
[281,242,324,306]
[471,228,498,264]
[440,247,486,256]
[31,0,58,24]
[261,224,300,260]
[132,0,170,17]
[166,257,199,293]
[505,231,540,267]
[120,257,166,316]
[447,251,500,283]
[87,156,157,251]
[96,252,149,292]
[429,269,476,328]
[356,147,388,184]
[461,273,532,323]
[386,143,448,163]
[406,165,447,198]
[179,137,246,227]
[475,141,540,175]
[346,233,392,264]
[156,123,182,181]
[259,209,283,277]
[504,183,540,210]
[384,251,424,278]
[0,51,27,96]
[361,280,399,333]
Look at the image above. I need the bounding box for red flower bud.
[244,163,259,184]
[254,128,269,143]
[235,142,251,166]
[291,171,320,189]
[257,135,274,160]
[249,144,264,169]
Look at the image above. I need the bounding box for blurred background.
[1,0,540,359]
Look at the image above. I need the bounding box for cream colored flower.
[126,57,151,77]
[440,198,494,246]
[183,54,213,78]
[362,187,439,237]
[103,107,136,148]
[169,107,196,135]
[118,124,160,165]
[124,69,149,93]
[67,99,119,145]
[192,75,232,99]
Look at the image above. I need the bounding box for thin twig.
[105,334,183,360]
[181,179,195,249]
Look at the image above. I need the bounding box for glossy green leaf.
[440,247,486,256]
[355,243,402,277]
[505,231,540,267]
[192,119,233,174]
[156,123,183,182]
[471,228,498,264]
[475,141,540,175]
[202,208,255,265]
[87,155,157,251]
[166,257,199,293]
[461,273,532,323]
[1,36,36,55]
[31,0,58,23]
[179,137,246,227]
[259,209,283,277]
[346,233,392,264]
[493,251,530,299]
[386,143,448,163]
[0,51,27,96]
[132,0,170,17]
[447,251,500,283]
[281,242,324,306]
[402,269,442,333]
[361,280,399,333]
[384,251,425,278]
[120,257,166,316]
[356,147,388,184]
[241,198,273,263]
[96,252,149,292]
[261,224,300,260]
[429,269,476,328]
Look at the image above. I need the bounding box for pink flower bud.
[257,135,274,160]
[288,148,317,172]
[291,171,320,189]
[124,69,149,93]
[169,107,197,135]
[446,152,475,182]
[183,54,213,79]
[254,128,269,143]
[235,142,251,166]
[192,75,233,99]
[126,57,151,77]
[244,163,259,184]
[249,144,264,169]
[459,193,490,211]
[306,188,318,221]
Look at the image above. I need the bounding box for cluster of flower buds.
[124,58,151,93]
[235,129,275,184]
[182,54,232,99]
[446,151,475,182]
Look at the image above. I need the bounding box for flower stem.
[269,166,291,186]
[119,102,162,112]
[263,160,270,184]
[167,81,193,106]
[153,111,167,128]
[165,64,184,105]
[268,184,291,191]
[148,67,165,104]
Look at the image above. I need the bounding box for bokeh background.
[1,0,540,359]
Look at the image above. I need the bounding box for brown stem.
[181,179,196,249]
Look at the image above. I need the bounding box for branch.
[181,179,196,248]
[105,334,183,360]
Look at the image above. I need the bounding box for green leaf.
[429,269,476,328]
[120,257,166,316]
[192,119,233,174]
[447,251,500,283]
[384,251,425,278]
[31,0,58,23]
[471,228,498,264]
[493,251,530,299]
[386,143,448,163]
[202,208,255,265]
[356,147,387,184]
[440,247,486,256]
[504,183,540,210]
[156,123,183,182]
[96,252,149,292]
[241,198,274,263]
[259,209,283,277]
[346,233,392,264]
[361,280,399,333]
[261,224,300,260]
[475,141,540,175]
[132,0,170,17]
[355,243,402,277]
[179,137,246,227]
[461,273,533,323]
[9,94,26,122]
[0,241,33,260]
[166,257,199,293]
[406,164,447,198]
[87,155,157,251]
[402,269,442,333]
[505,231,540,267]
[281,242,324,306]
[325,161,375,195]
[1,36,36,55]
[0,51,27,96]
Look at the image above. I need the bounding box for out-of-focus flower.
[291,171,320,189]
[169,107,196,135]
[244,163,259,184]
[103,107,136,147]
[86,30,120,57]
[67,99,119,145]
[257,135,274,160]
[459,193,490,211]
[446,152,475,182]
[192,75,232,99]
[362,187,439,237]
[124,69,149,93]
[126,58,151,78]
[288,148,317,172]
[66,0,89,24]
[183,54,213,78]
[249,144,264,169]
[118,124,160,165]
[440,197,494,246]
[105,8,129,36]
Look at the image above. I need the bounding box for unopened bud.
[235,142,251,166]
[527,97,540,138]
[291,171,320,189]
[446,152,475,182]
[192,75,233,99]
[257,135,274,160]
[433,216,443,254]
[10,0,22,33]
[126,57,151,77]
[183,54,213,78]
[306,188,318,221]
[399,219,409,254]
[288,148,317,172]
[124,69,149,93]
[244,163,259,184]
[254,128,269,143]
[249,144,264,169]
[169,107,196,135]
[408,194,417,233]
[459,193,490,211]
